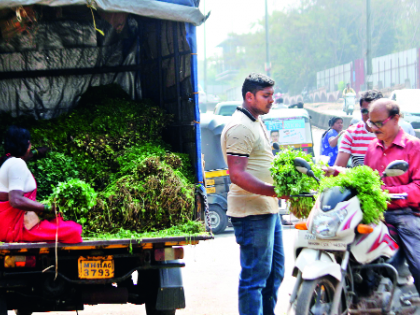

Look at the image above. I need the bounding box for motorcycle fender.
[294,248,341,281]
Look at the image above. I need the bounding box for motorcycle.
[288,158,420,315]
[343,93,356,116]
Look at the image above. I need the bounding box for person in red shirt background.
[364,98,420,294]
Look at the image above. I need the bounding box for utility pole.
[203,0,207,95]
[265,0,271,77]
[366,0,373,89]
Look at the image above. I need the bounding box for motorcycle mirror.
[273,142,280,150]
[294,157,312,175]
[294,157,320,182]
[382,160,409,178]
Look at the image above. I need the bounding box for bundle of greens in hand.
[270,148,323,219]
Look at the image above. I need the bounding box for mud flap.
[156,261,185,311]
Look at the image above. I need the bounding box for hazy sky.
[196,0,297,60]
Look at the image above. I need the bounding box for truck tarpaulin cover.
[0,1,201,120]
[0,0,205,187]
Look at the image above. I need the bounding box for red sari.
[0,187,82,244]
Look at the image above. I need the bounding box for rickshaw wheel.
[207,205,227,234]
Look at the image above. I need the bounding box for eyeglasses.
[367,115,394,129]
[361,108,369,115]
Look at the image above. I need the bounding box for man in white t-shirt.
[221,73,286,315]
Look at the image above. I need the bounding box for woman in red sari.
[0,126,82,244]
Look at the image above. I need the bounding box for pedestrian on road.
[335,90,382,167]
[320,116,344,166]
[221,73,287,315]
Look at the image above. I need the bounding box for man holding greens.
[221,73,287,315]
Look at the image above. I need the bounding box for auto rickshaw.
[262,108,314,157]
[200,113,232,234]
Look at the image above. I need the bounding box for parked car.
[389,89,420,129]
[213,101,242,116]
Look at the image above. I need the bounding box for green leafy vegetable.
[319,166,390,224]
[0,84,200,238]
[48,179,97,225]
[270,148,323,218]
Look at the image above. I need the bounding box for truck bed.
[0,234,213,252]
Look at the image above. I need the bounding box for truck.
[0,1,211,314]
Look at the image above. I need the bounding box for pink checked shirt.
[364,128,420,211]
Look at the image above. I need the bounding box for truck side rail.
[0,235,213,251]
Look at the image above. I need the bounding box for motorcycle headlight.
[311,208,348,239]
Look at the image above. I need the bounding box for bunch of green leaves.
[85,155,195,234]
[319,166,390,224]
[270,148,323,218]
[24,84,173,189]
[48,179,98,225]
[28,152,80,200]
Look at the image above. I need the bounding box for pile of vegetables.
[270,149,389,224]
[319,166,390,224]
[270,148,323,218]
[0,84,205,237]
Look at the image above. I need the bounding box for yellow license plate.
[206,187,216,194]
[78,256,114,279]
[206,179,215,186]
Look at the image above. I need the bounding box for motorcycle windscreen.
[320,186,356,212]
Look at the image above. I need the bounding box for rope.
[86,0,105,36]
[54,205,59,281]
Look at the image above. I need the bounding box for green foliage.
[48,179,97,225]
[206,0,420,94]
[319,166,390,224]
[0,84,199,237]
[84,221,207,240]
[27,152,80,200]
[270,148,323,218]
[87,156,195,234]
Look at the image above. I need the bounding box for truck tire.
[207,205,227,234]
[145,303,176,315]
[0,294,6,315]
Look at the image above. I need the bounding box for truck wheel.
[207,205,227,234]
[145,303,175,315]
[0,294,6,315]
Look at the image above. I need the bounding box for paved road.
[10,125,328,315]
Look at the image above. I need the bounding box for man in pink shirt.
[364,98,420,294]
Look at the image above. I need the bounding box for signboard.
[264,117,306,144]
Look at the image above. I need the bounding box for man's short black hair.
[242,73,275,100]
[270,130,279,135]
[359,90,383,106]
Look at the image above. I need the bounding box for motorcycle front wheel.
[295,276,340,315]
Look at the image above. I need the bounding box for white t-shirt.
[221,108,278,217]
[0,157,36,193]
